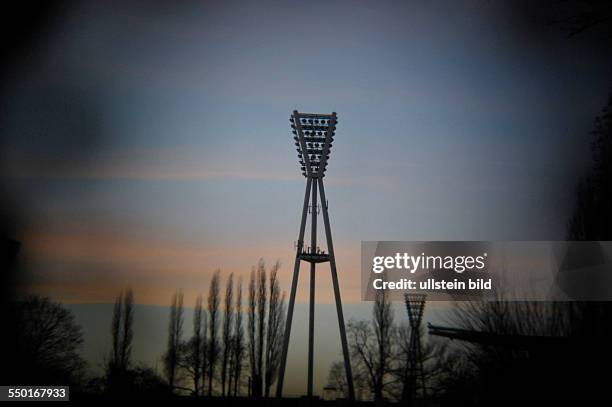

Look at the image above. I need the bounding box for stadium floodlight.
[290,111,337,178]
[277,111,354,401]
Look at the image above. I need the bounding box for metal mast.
[404,293,427,404]
[276,111,355,400]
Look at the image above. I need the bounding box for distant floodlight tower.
[404,293,427,404]
[276,111,355,400]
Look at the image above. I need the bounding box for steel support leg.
[276,177,312,397]
[307,178,318,397]
[318,177,355,401]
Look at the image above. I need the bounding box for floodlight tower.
[276,111,355,400]
[404,293,427,404]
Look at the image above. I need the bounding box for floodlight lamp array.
[404,293,426,327]
[290,111,337,177]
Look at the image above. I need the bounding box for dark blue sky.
[3,0,611,305]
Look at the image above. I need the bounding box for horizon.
[65,300,451,397]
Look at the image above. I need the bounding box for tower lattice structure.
[404,293,427,404]
[276,111,355,400]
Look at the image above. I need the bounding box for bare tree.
[264,263,285,397]
[120,289,134,369]
[245,260,286,398]
[568,92,612,240]
[13,296,85,385]
[255,260,267,397]
[373,289,394,399]
[347,321,375,399]
[325,359,368,400]
[444,299,585,404]
[394,323,416,402]
[110,292,123,371]
[201,309,208,395]
[247,267,257,397]
[230,276,245,396]
[207,270,221,396]
[178,295,204,395]
[164,290,184,393]
[326,361,347,399]
[221,273,234,396]
[347,289,395,401]
[193,295,203,395]
[108,288,134,390]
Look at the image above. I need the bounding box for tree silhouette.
[325,361,347,399]
[264,264,285,397]
[255,261,266,398]
[347,289,394,401]
[201,309,208,396]
[568,92,612,240]
[247,259,285,398]
[107,289,134,393]
[160,264,287,397]
[178,294,205,396]
[12,296,85,386]
[207,270,221,396]
[192,295,204,396]
[247,266,257,396]
[164,290,183,393]
[563,91,612,404]
[121,290,134,369]
[230,276,245,396]
[221,272,234,396]
[111,293,121,371]
[433,94,612,406]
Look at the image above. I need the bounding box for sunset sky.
[4,1,610,310]
[4,0,611,307]
[4,1,610,304]
[3,0,612,395]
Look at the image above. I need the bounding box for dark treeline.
[6,296,86,388]
[161,259,287,398]
[326,290,444,403]
[1,259,287,401]
[431,93,612,406]
[320,92,612,406]
[86,259,287,399]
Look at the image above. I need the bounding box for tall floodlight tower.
[404,293,427,404]
[276,111,355,400]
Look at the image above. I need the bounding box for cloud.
[4,146,392,190]
[4,146,298,182]
[18,225,363,305]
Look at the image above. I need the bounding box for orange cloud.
[18,227,363,306]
